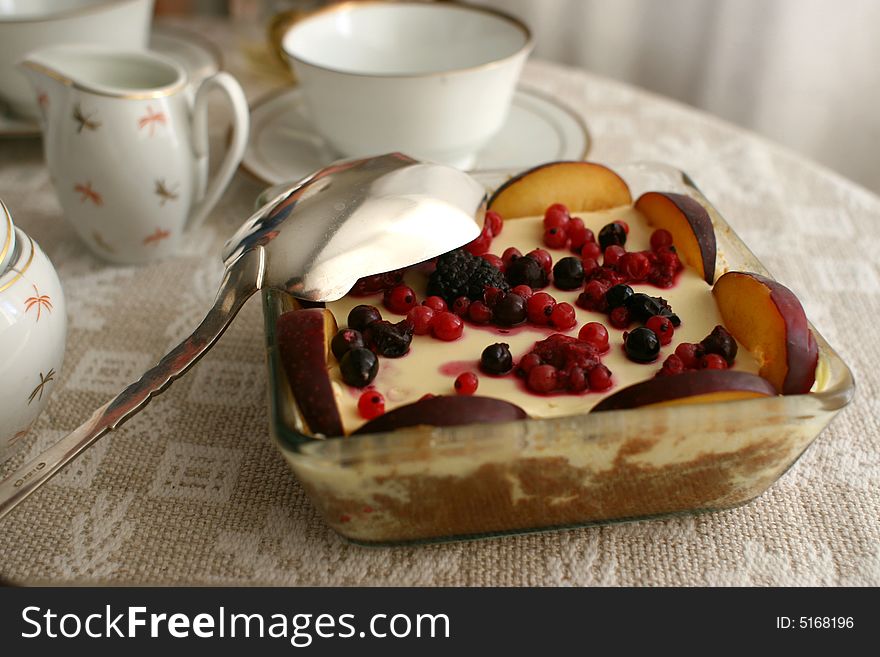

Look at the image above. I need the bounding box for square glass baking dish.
[261,161,855,545]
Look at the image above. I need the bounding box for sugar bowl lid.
[0,199,15,277]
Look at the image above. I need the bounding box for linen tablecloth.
[1,18,877,586]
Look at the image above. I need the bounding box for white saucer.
[241,86,591,185]
[0,25,222,138]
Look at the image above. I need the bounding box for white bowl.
[0,0,154,120]
[282,1,532,169]
[0,200,67,460]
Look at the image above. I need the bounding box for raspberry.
[383,284,417,314]
[550,302,577,330]
[650,228,673,251]
[527,292,556,325]
[567,217,588,250]
[480,253,504,272]
[609,306,631,329]
[454,372,479,395]
[432,311,464,341]
[578,322,609,352]
[674,342,702,369]
[645,315,675,345]
[484,210,503,237]
[465,230,492,256]
[422,296,447,313]
[543,226,568,249]
[527,249,553,275]
[358,391,385,420]
[506,255,548,289]
[467,300,493,324]
[619,252,651,281]
[543,203,570,229]
[527,364,558,393]
[350,269,404,296]
[604,245,625,267]
[701,353,728,370]
[502,246,522,269]
[580,241,602,260]
[406,305,434,335]
[588,365,612,391]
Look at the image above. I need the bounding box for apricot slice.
[591,370,777,412]
[635,191,716,284]
[487,161,632,219]
[276,308,344,436]
[712,271,818,394]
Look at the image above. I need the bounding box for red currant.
[580,241,601,260]
[543,226,568,249]
[543,203,570,229]
[383,284,417,314]
[701,353,728,370]
[452,296,471,317]
[527,364,558,393]
[468,300,493,324]
[480,253,504,271]
[650,228,673,252]
[567,367,587,392]
[484,210,503,237]
[527,248,553,274]
[454,371,479,395]
[483,287,505,308]
[657,354,685,376]
[511,284,534,300]
[609,306,631,329]
[675,342,701,369]
[465,231,491,256]
[604,245,625,267]
[588,365,613,391]
[581,257,600,275]
[358,391,385,420]
[619,252,651,281]
[550,302,577,330]
[432,311,464,341]
[406,305,434,335]
[518,353,542,374]
[578,322,609,351]
[527,292,556,325]
[567,217,587,250]
[422,295,447,313]
[501,246,522,269]
[645,315,674,345]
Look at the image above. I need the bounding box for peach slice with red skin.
[487,161,633,219]
[712,271,818,395]
[634,191,716,284]
[354,395,527,435]
[276,307,345,437]
[591,370,777,412]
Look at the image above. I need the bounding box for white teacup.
[19,45,249,264]
[282,1,532,170]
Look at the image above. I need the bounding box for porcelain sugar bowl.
[0,200,66,460]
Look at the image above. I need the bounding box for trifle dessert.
[266,161,845,544]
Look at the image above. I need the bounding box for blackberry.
[363,319,413,358]
[700,325,738,365]
[426,248,509,305]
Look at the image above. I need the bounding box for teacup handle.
[187,72,250,231]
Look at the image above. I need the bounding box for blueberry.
[506,255,548,289]
[552,257,585,290]
[606,284,634,309]
[348,304,382,332]
[624,327,660,363]
[493,293,527,326]
[339,348,379,387]
[331,328,364,361]
[481,343,514,375]
[598,222,627,250]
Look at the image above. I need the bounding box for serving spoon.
[0,153,486,520]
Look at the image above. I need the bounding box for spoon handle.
[0,249,265,521]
